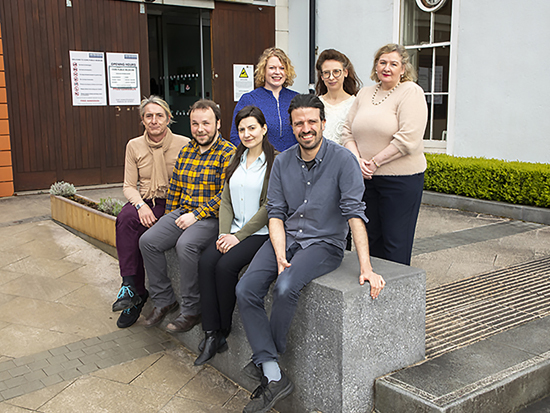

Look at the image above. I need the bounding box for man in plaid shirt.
[139,99,236,332]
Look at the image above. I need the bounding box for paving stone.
[61,359,83,370]
[65,349,86,360]
[114,336,134,346]
[41,374,63,387]
[27,359,50,371]
[77,364,99,375]
[99,329,132,342]
[96,358,116,370]
[0,371,10,381]
[48,346,70,356]
[82,344,103,355]
[8,365,31,378]
[66,341,87,351]
[13,355,38,367]
[1,385,26,400]
[144,343,165,354]
[43,363,65,376]
[99,340,119,351]
[47,354,69,365]
[78,354,102,366]
[83,337,102,346]
[23,370,47,382]
[59,368,82,381]
[0,381,6,392]
[0,360,16,372]
[4,376,27,389]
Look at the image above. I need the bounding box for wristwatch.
[135,202,145,210]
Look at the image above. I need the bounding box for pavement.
[0,185,549,412]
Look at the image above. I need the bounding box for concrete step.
[375,315,550,413]
[517,395,550,412]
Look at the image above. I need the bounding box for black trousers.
[198,234,269,331]
[363,172,424,266]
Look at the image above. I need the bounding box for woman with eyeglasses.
[315,49,362,144]
[342,44,428,266]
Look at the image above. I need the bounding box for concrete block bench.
[162,250,426,413]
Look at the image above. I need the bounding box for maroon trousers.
[115,198,166,295]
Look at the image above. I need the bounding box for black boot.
[194,330,228,366]
[198,326,231,352]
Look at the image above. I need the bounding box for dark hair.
[189,99,222,124]
[288,94,326,125]
[315,49,362,96]
[225,106,276,184]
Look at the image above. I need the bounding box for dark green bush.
[424,154,550,208]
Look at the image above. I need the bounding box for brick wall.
[0,23,13,197]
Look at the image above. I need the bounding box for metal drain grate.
[425,256,550,359]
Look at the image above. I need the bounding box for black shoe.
[117,291,149,328]
[242,360,263,382]
[199,326,231,352]
[243,370,294,413]
[194,330,229,366]
[112,283,142,312]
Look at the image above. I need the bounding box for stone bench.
[162,249,426,413]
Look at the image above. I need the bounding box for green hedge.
[424,154,550,208]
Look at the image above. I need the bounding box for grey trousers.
[139,210,218,315]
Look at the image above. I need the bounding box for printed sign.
[233,64,254,102]
[69,51,107,106]
[107,53,141,105]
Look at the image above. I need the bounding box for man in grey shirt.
[236,94,386,413]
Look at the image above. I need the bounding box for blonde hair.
[254,47,296,88]
[139,96,174,125]
[370,44,417,83]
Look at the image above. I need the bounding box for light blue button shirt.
[229,149,269,236]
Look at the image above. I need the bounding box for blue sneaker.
[117,291,148,328]
[112,283,141,312]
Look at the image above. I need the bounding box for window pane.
[432,95,448,140]
[434,46,449,93]
[424,95,432,140]
[402,0,430,46]
[434,0,452,43]
[410,48,433,93]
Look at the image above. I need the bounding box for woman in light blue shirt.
[195,106,276,366]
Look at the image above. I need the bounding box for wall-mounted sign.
[69,51,107,106]
[107,53,141,106]
[415,0,447,12]
[233,64,254,102]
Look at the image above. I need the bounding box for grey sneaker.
[243,370,294,413]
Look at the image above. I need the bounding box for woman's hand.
[358,158,377,179]
[216,234,240,254]
[138,204,157,228]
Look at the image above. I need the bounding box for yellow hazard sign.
[239,68,249,78]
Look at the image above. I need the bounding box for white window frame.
[393,0,460,154]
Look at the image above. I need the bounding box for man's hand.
[175,212,197,230]
[216,234,240,254]
[138,204,157,228]
[359,270,386,299]
[277,256,291,275]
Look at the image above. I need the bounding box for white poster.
[107,53,141,106]
[233,64,254,102]
[70,51,107,106]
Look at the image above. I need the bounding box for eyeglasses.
[321,69,343,80]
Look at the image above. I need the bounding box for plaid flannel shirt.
[165,135,236,219]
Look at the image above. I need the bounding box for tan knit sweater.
[341,81,428,176]
[123,130,190,206]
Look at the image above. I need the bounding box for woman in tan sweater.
[112,96,189,328]
[342,44,428,265]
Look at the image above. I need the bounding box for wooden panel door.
[0,0,149,191]
[211,2,275,141]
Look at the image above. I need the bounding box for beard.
[193,131,217,148]
[297,130,322,151]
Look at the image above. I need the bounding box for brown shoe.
[143,301,179,328]
[166,313,201,333]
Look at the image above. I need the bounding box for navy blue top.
[230,87,299,152]
[267,138,368,251]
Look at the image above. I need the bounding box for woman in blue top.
[230,47,298,152]
[195,106,276,366]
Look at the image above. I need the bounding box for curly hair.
[315,49,362,96]
[370,43,417,83]
[254,47,296,88]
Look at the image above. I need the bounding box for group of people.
[111,43,427,413]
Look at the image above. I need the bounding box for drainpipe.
[309,0,316,94]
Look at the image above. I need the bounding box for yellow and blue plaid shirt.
[165,135,236,219]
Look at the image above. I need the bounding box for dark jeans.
[236,240,343,365]
[198,234,269,332]
[363,172,424,266]
[115,198,166,296]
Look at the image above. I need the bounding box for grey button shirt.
[267,138,367,251]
